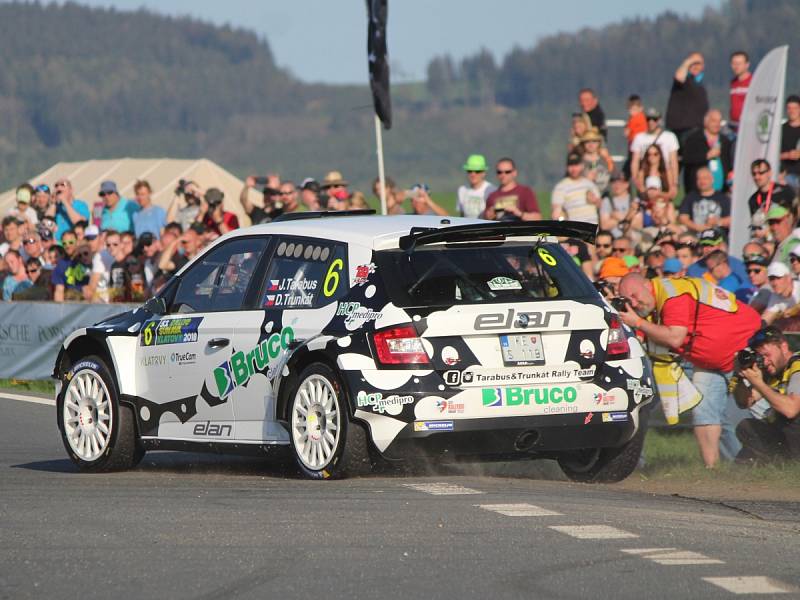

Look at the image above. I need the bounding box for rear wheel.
[57,355,144,472]
[288,363,371,479]
[558,417,647,483]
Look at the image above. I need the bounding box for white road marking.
[477,503,563,517]
[550,525,638,539]
[0,392,54,407]
[703,576,797,595]
[621,548,723,565]
[402,483,484,496]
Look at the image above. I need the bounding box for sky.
[47,0,721,84]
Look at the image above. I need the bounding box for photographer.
[240,177,285,224]
[617,272,761,467]
[733,327,800,462]
[198,188,239,235]
[166,179,203,232]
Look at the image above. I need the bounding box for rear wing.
[398,220,597,252]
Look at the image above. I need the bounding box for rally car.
[54,212,654,482]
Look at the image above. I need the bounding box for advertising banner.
[0,302,136,380]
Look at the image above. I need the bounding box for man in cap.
[300,179,321,212]
[732,326,800,463]
[52,178,90,242]
[618,271,761,467]
[762,262,800,325]
[8,184,39,226]
[132,180,166,239]
[99,181,139,233]
[199,188,239,235]
[738,253,771,311]
[457,154,496,219]
[321,171,351,212]
[485,157,540,221]
[630,107,680,189]
[766,204,800,267]
[549,153,601,224]
[32,184,54,222]
[663,257,685,278]
[596,256,629,297]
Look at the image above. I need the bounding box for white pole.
[374,114,388,215]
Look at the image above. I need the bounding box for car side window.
[171,238,268,313]
[259,238,347,309]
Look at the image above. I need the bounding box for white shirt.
[765,280,800,315]
[630,129,680,165]
[457,181,496,219]
[551,176,600,224]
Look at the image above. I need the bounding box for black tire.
[287,362,372,479]
[558,417,647,483]
[57,355,144,472]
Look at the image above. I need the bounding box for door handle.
[207,337,230,349]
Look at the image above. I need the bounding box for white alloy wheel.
[291,373,341,471]
[62,369,113,462]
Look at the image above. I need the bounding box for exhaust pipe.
[514,430,539,452]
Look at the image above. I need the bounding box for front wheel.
[288,363,371,479]
[558,417,647,483]
[57,355,144,472]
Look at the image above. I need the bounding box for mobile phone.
[253,176,268,186]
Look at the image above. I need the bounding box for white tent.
[0,157,265,227]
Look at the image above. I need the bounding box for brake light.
[373,325,431,365]
[607,316,630,359]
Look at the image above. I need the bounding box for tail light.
[607,316,630,359]
[373,325,431,366]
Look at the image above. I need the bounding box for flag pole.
[375,114,388,215]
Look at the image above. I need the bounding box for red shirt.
[660,294,761,372]
[729,73,752,127]
[203,212,239,236]
[486,184,539,217]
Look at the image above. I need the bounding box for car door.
[233,236,349,442]
[136,236,269,442]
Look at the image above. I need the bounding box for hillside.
[0,0,798,200]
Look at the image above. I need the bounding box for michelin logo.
[414,421,454,432]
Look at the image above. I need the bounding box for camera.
[610,297,631,312]
[175,179,188,196]
[736,348,765,372]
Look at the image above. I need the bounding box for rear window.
[376,241,596,307]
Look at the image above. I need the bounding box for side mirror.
[143,296,167,315]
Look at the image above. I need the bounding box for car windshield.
[376,240,597,307]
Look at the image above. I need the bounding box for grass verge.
[0,378,55,395]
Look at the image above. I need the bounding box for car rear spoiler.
[398,220,597,252]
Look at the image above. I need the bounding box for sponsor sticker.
[356,391,414,415]
[192,421,233,437]
[602,412,629,423]
[441,346,460,366]
[487,276,522,291]
[140,317,203,347]
[414,421,454,432]
[336,302,382,324]
[264,293,314,308]
[482,385,578,408]
[171,351,197,366]
[579,340,595,359]
[435,399,465,414]
[353,263,376,285]
[444,365,595,387]
[139,354,166,367]
[593,391,616,406]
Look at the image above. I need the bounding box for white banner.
[0,302,137,380]
[730,45,788,258]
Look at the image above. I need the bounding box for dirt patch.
[610,474,800,503]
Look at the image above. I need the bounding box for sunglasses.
[596,243,612,248]
[278,191,293,196]
[646,117,659,121]
[63,239,76,246]
[466,170,484,174]
[26,267,40,274]
[496,169,514,175]
[612,247,629,253]
[751,169,770,176]
[747,268,765,274]
[23,238,38,245]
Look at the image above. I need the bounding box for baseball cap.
[99,181,118,195]
[598,257,629,279]
[623,255,640,268]
[462,154,488,172]
[767,204,790,220]
[301,178,320,193]
[743,253,769,267]
[84,225,100,239]
[645,107,661,119]
[16,188,31,204]
[767,262,790,278]
[35,184,50,194]
[698,228,725,246]
[205,188,224,205]
[567,152,583,166]
[663,257,683,274]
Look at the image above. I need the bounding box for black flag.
[367,0,391,129]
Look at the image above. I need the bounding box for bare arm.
[741,365,800,420]
[53,284,65,302]
[618,304,689,350]
[675,52,702,83]
[158,237,180,273]
[166,195,182,224]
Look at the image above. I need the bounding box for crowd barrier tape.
[0,302,138,380]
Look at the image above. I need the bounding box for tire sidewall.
[57,356,121,471]
[288,363,349,480]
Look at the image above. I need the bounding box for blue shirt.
[687,255,748,283]
[133,205,167,239]
[101,198,140,233]
[55,199,90,241]
[3,277,32,301]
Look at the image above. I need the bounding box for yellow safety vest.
[651,276,738,315]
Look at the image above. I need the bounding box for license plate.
[500,333,545,366]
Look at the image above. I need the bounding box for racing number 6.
[537,248,557,266]
[323,259,344,297]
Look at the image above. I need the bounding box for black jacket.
[681,129,733,192]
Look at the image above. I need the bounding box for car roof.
[225,215,490,250]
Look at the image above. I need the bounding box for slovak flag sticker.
[268,280,280,291]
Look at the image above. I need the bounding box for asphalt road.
[1,394,799,600]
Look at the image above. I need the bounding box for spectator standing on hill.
[2,250,31,300]
[99,181,139,233]
[666,52,709,144]
[457,154,496,219]
[729,51,752,134]
[578,88,607,140]
[568,112,591,154]
[52,178,90,242]
[762,262,800,325]
[682,109,733,193]
[679,167,731,233]
[132,180,166,239]
[372,177,405,215]
[550,153,601,225]
[580,128,613,196]
[409,185,448,217]
[199,188,239,235]
[600,172,641,239]
[0,216,23,258]
[748,159,796,228]
[779,95,800,193]
[637,144,678,203]
[158,223,204,279]
[484,158,541,221]
[630,108,680,192]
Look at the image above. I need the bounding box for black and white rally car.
[54,213,654,482]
